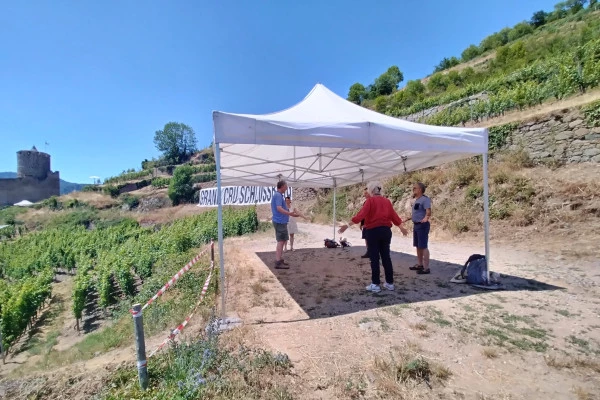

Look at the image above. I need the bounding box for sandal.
[417,269,431,275]
[409,264,424,271]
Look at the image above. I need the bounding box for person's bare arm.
[277,206,298,217]
[421,207,431,223]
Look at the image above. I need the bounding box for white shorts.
[287,218,298,234]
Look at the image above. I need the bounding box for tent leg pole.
[333,185,337,240]
[215,143,226,319]
[483,152,491,283]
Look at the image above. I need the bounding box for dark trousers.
[366,226,393,285]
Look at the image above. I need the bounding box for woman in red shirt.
[339,181,408,293]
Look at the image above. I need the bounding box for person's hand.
[291,212,300,217]
[400,226,409,236]
[420,216,429,223]
[338,224,348,234]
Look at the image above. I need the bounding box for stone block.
[530,124,544,131]
[573,127,590,138]
[585,134,600,140]
[592,155,600,163]
[583,148,600,157]
[568,156,582,163]
[568,119,583,128]
[555,132,572,140]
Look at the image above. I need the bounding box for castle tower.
[17,146,52,179]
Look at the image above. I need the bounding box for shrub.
[103,185,120,198]
[489,123,518,151]
[120,194,140,209]
[465,185,484,200]
[168,166,195,206]
[191,173,217,184]
[152,177,171,188]
[583,100,600,127]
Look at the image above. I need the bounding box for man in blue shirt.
[409,182,432,274]
[271,180,298,269]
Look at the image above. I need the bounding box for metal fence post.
[0,319,4,362]
[132,304,148,390]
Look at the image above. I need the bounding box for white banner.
[198,186,293,207]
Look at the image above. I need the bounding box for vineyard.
[357,8,600,127]
[0,207,258,361]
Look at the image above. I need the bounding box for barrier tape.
[149,263,214,358]
[130,241,214,315]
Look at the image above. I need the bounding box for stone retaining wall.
[506,107,600,163]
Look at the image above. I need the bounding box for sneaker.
[416,269,431,275]
[383,282,395,291]
[280,259,289,265]
[275,261,289,269]
[365,284,381,293]
[361,253,369,258]
[409,264,424,271]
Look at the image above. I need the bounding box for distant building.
[0,147,60,206]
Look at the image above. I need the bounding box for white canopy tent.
[212,83,490,318]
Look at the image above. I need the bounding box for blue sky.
[0,0,556,184]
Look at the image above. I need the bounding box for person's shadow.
[254,247,563,320]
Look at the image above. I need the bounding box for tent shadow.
[254,247,564,320]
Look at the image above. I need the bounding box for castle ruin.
[0,147,60,206]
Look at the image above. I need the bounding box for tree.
[433,57,460,73]
[153,122,198,164]
[347,83,366,104]
[565,0,587,13]
[530,10,548,28]
[374,96,388,113]
[508,22,534,42]
[168,165,195,206]
[404,79,426,98]
[427,73,449,93]
[372,66,404,97]
[461,45,481,62]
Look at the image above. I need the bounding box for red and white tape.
[149,264,214,358]
[130,241,214,314]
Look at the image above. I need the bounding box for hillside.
[0,172,86,195]
[348,3,600,127]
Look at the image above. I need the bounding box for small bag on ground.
[324,238,340,248]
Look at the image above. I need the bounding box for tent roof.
[213,84,487,188]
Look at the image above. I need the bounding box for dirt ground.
[2,218,599,399]
[224,222,600,399]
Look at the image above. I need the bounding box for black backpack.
[324,238,340,248]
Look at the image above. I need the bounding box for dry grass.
[60,191,118,209]
[545,355,600,373]
[309,153,600,258]
[369,343,452,398]
[482,347,499,359]
[574,387,595,400]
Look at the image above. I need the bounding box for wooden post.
[132,304,148,390]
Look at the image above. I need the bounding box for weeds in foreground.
[369,344,452,397]
[101,324,294,399]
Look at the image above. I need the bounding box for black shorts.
[361,227,367,239]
